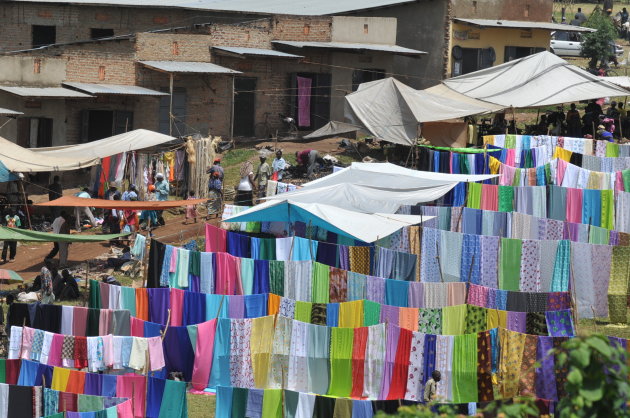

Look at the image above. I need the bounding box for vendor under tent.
[37,196,207,210]
[301,162,498,190]
[0,227,129,242]
[264,182,456,213]
[30,129,176,160]
[438,51,630,108]
[224,200,434,243]
[344,77,502,145]
[302,121,362,140]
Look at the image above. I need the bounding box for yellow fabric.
[441,304,467,335]
[553,147,572,162]
[487,309,507,330]
[339,300,363,328]
[250,315,275,388]
[489,156,501,175]
[51,367,70,391]
[587,171,607,190]
[499,329,526,398]
[483,135,495,145]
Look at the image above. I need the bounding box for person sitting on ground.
[102,275,121,286]
[53,269,80,300]
[596,124,614,142]
[107,245,132,269]
[424,370,441,403]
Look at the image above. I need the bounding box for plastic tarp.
[265,182,456,213]
[0,227,129,242]
[440,51,630,108]
[0,269,23,283]
[344,77,502,145]
[603,76,630,89]
[224,200,434,243]
[0,160,18,183]
[31,129,176,160]
[37,196,207,210]
[301,162,497,190]
[302,121,361,139]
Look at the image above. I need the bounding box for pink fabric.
[169,248,178,273]
[117,374,146,417]
[117,399,134,418]
[480,184,499,211]
[467,284,488,307]
[519,240,541,292]
[191,319,217,390]
[566,188,583,223]
[616,171,625,192]
[556,158,568,185]
[48,334,64,366]
[205,224,226,252]
[505,149,515,167]
[99,282,110,309]
[130,317,144,337]
[297,76,312,127]
[499,164,516,186]
[215,253,242,295]
[98,309,112,336]
[148,336,165,371]
[170,288,185,326]
[72,307,88,337]
[20,327,34,359]
[449,153,453,174]
[102,334,113,368]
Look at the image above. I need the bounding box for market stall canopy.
[0,227,129,242]
[224,200,434,243]
[440,51,630,108]
[301,162,497,190]
[0,136,99,172]
[0,269,23,283]
[264,182,456,213]
[37,196,207,209]
[602,76,630,89]
[344,77,502,145]
[31,129,177,160]
[302,121,362,140]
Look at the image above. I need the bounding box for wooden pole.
[169,73,174,137]
[18,179,32,230]
[435,240,444,283]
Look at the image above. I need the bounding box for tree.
[580,8,617,69]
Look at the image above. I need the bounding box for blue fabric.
[144,321,164,338]
[582,189,602,226]
[160,245,174,287]
[84,373,102,396]
[422,334,436,384]
[433,151,440,172]
[245,389,264,418]
[292,237,318,261]
[206,294,229,319]
[226,232,250,258]
[253,260,270,294]
[208,319,231,389]
[245,294,267,318]
[352,400,374,418]
[392,251,417,281]
[326,303,339,327]
[250,237,261,260]
[474,153,484,175]
[551,240,571,292]
[490,328,499,374]
[199,252,214,294]
[536,166,546,186]
[101,374,117,397]
[162,326,195,382]
[375,246,394,279]
[146,376,166,418]
[183,291,206,325]
[385,279,409,307]
[17,357,38,386]
[496,290,507,310]
[452,182,466,207]
[147,288,170,325]
[460,233,481,284]
[462,207,483,235]
[0,161,17,183]
[36,362,53,388]
[120,336,133,368]
[215,386,233,418]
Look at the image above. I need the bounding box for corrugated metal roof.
[0,86,94,98]
[453,18,597,32]
[139,61,241,74]
[6,0,414,15]
[63,82,169,96]
[0,108,23,116]
[212,46,302,58]
[272,41,427,56]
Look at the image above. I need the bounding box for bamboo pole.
[18,179,32,230]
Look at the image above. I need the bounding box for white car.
[550,30,623,56]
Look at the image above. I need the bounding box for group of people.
[537,101,627,141]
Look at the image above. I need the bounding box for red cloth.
[480,184,499,212]
[169,288,185,326]
[58,392,78,412]
[205,224,226,253]
[72,307,88,337]
[5,359,21,384]
[99,157,111,198]
[350,327,368,398]
[566,187,583,224]
[117,398,134,417]
[387,327,413,400]
[296,149,312,165]
[65,370,86,394]
[74,336,88,369]
[130,317,145,337]
[215,252,242,295]
[117,374,146,417]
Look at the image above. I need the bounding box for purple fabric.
[507,311,527,332]
[379,305,399,327]
[487,288,497,309]
[175,150,185,181]
[480,236,499,288]
[378,324,400,399]
[101,374,117,397]
[162,326,194,381]
[147,288,170,325]
[189,275,200,293]
[228,295,245,319]
[84,373,102,395]
[296,76,312,127]
[536,336,557,401]
[366,276,385,304]
[339,245,349,270]
[407,282,424,308]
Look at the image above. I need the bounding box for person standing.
[424,370,441,403]
[154,173,169,226]
[185,190,198,224]
[46,211,71,267]
[74,187,96,231]
[206,158,224,218]
[574,7,587,25]
[2,209,20,263]
[121,184,138,201]
[566,103,582,137]
[272,150,286,180]
[254,154,272,199]
[47,175,63,220]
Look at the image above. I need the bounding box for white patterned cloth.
[229,318,254,388]
[363,323,385,399]
[404,332,426,401]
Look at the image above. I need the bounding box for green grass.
[219,148,258,191]
[188,393,216,418]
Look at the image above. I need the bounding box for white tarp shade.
[602,76,630,89]
[441,51,630,108]
[224,199,433,243]
[302,162,497,190]
[302,121,361,139]
[265,182,456,213]
[0,136,99,172]
[31,129,176,160]
[344,77,502,145]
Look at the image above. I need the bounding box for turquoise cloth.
[292,237,318,261]
[120,287,136,317]
[240,258,254,295]
[206,294,229,319]
[551,240,571,292]
[215,386,233,418]
[158,379,188,418]
[187,324,198,350]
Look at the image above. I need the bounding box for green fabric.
[608,246,630,323]
[512,168,521,186]
[623,170,630,192]
[295,301,313,323]
[87,308,100,336]
[120,286,136,317]
[244,222,260,233]
[328,327,354,397]
[466,183,482,209]
[600,189,614,230]
[441,304,467,335]
[186,324,198,350]
[269,260,284,296]
[106,406,117,418]
[465,305,487,334]
[505,134,516,149]
[499,238,522,291]
[589,226,610,245]
[46,414,64,418]
[188,251,200,276]
[337,235,355,246]
[524,150,533,168]
[158,379,188,418]
[498,186,514,212]
[231,387,248,418]
[332,398,353,418]
[0,359,5,383]
[0,226,130,242]
[261,389,283,418]
[451,333,478,403]
[461,156,471,174]
[416,145,501,153]
[544,163,551,185]
[363,300,381,326]
[438,207,451,231]
[606,142,619,157]
[312,262,330,303]
[259,238,276,260]
[89,280,101,310]
[78,394,103,412]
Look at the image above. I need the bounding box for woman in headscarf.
[40,266,55,304]
[235,160,255,206]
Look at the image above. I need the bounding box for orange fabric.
[65,370,86,394]
[398,307,418,331]
[135,288,149,321]
[36,195,207,210]
[268,293,281,315]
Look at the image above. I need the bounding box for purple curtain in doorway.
[297,76,312,127]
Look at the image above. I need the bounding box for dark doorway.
[159,88,187,136]
[32,25,56,48]
[91,28,114,39]
[17,117,53,148]
[352,69,386,91]
[233,77,257,137]
[289,73,331,131]
[81,110,133,142]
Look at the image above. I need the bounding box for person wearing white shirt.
[75,188,96,231]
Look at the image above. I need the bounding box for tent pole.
[169,73,174,136]
[18,179,32,230]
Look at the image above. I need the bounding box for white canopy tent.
[438,51,630,108]
[264,182,456,213]
[344,77,502,145]
[0,136,99,172]
[31,129,176,160]
[301,162,497,190]
[602,76,630,90]
[224,199,433,243]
